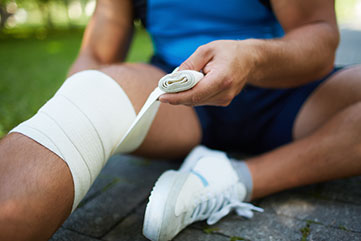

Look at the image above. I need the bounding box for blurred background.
[0,0,361,138]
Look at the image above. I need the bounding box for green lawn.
[0,27,153,137]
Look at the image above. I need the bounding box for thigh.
[294,65,361,140]
[100,63,202,159]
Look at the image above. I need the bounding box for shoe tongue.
[192,156,239,189]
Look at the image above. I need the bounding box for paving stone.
[300,177,361,205]
[195,211,305,241]
[174,228,229,241]
[267,176,361,207]
[62,155,176,238]
[50,228,100,241]
[262,192,361,233]
[104,203,229,241]
[80,155,177,206]
[308,225,361,241]
[103,203,148,241]
[63,181,147,238]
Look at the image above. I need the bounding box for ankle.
[230,159,253,201]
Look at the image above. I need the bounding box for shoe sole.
[143,170,189,241]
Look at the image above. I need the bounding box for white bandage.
[10,70,136,210]
[10,68,203,210]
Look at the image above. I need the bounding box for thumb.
[179,45,212,71]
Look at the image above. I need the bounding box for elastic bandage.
[10,68,203,210]
[10,70,137,210]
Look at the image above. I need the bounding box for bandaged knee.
[10,68,203,211]
[10,70,139,210]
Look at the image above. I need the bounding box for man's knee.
[0,199,24,234]
[0,198,52,241]
[98,63,166,113]
[294,65,361,139]
[9,70,138,210]
[0,199,18,220]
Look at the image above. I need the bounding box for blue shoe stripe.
[190,170,209,187]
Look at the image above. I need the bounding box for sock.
[230,160,253,201]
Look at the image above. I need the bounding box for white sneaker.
[143,147,263,241]
[179,145,228,172]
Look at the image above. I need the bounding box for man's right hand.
[158,39,260,107]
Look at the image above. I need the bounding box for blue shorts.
[150,55,343,154]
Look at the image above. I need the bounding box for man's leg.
[100,63,201,158]
[0,133,75,241]
[0,63,201,241]
[247,66,361,199]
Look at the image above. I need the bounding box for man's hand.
[159,40,259,106]
[159,0,339,107]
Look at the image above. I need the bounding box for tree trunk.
[0,4,11,30]
[63,0,71,28]
[39,3,53,30]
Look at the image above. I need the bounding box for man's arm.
[159,0,339,106]
[250,0,339,87]
[69,0,134,75]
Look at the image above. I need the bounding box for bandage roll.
[158,69,203,93]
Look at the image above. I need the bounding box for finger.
[178,45,213,71]
[159,89,205,106]
[159,71,223,106]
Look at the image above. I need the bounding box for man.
[0,0,361,240]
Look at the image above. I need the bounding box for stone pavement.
[50,28,361,241]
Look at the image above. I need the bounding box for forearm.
[68,0,134,76]
[248,22,339,88]
[68,30,133,76]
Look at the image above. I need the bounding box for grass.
[0,26,153,137]
[202,227,220,234]
[230,237,248,241]
[300,222,311,241]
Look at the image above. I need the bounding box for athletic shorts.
[150,55,343,154]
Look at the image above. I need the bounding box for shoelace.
[190,184,264,225]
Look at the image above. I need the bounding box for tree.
[37,0,55,29]
[0,0,14,29]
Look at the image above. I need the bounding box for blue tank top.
[146,0,284,67]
